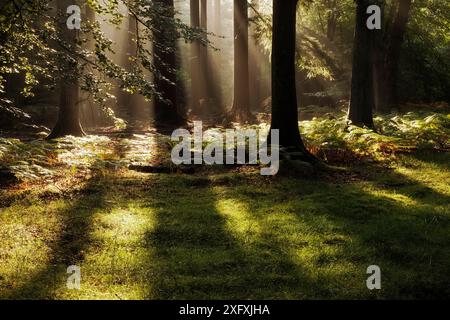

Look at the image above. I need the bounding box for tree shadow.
[224,174,450,299]
[2,168,112,299]
[140,174,318,299]
[354,158,450,207]
[3,141,447,299]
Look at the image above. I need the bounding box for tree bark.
[326,0,338,41]
[190,0,201,113]
[378,0,412,111]
[249,0,261,111]
[211,0,223,113]
[230,0,251,122]
[48,0,85,139]
[373,0,386,113]
[270,0,312,160]
[348,0,375,128]
[154,0,185,126]
[82,3,97,128]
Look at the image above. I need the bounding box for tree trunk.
[116,10,141,128]
[270,0,312,160]
[82,3,97,128]
[211,0,223,113]
[154,0,185,126]
[48,0,85,139]
[190,0,201,113]
[348,0,375,128]
[230,0,251,122]
[197,0,211,115]
[249,0,261,111]
[373,1,385,113]
[379,0,412,111]
[326,0,338,41]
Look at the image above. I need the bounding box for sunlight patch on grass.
[214,197,263,245]
[1,152,449,299]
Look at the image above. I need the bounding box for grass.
[0,148,449,299]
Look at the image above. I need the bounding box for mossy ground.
[0,146,449,299]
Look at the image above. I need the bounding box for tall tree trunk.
[117,10,141,128]
[154,0,185,126]
[230,0,251,122]
[190,0,201,113]
[48,0,85,139]
[197,0,211,114]
[248,0,261,111]
[201,0,207,31]
[373,1,386,113]
[82,3,97,128]
[348,0,375,128]
[326,0,338,41]
[379,0,412,111]
[211,0,223,113]
[270,0,312,160]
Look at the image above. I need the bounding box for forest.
[0,0,449,300]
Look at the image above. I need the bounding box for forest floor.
[0,111,449,299]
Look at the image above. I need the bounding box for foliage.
[301,111,450,163]
[1,111,448,183]
[400,0,450,102]
[0,0,206,118]
[0,133,159,182]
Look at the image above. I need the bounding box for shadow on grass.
[140,173,319,299]
[3,168,111,299]
[2,148,448,299]
[357,154,450,207]
[223,169,450,298]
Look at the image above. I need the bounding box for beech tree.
[48,0,85,139]
[117,10,140,127]
[211,0,223,113]
[347,0,376,128]
[230,0,251,122]
[153,0,185,125]
[375,0,413,112]
[270,0,315,162]
[190,0,201,113]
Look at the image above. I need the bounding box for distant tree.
[153,0,185,125]
[48,0,85,139]
[199,0,209,110]
[270,0,315,162]
[375,0,413,112]
[326,0,339,41]
[248,0,261,111]
[211,0,223,113]
[230,0,252,122]
[117,9,140,127]
[347,0,376,128]
[190,0,201,113]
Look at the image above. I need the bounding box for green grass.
[0,151,449,299]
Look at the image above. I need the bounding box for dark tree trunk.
[190,0,201,113]
[373,1,384,113]
[326,0,338,41]
[154,0,185,126]
[201,0,207,31]
[118,10,142,128]
[211,0,223,113]
[230,0,251,122]
[197,0,211,114]
[378,0,412,111]
[82,4,97,128]
[348,0,375,128]
[249,0,261,111]
[270,0,312,160]
[48,0,85,139]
